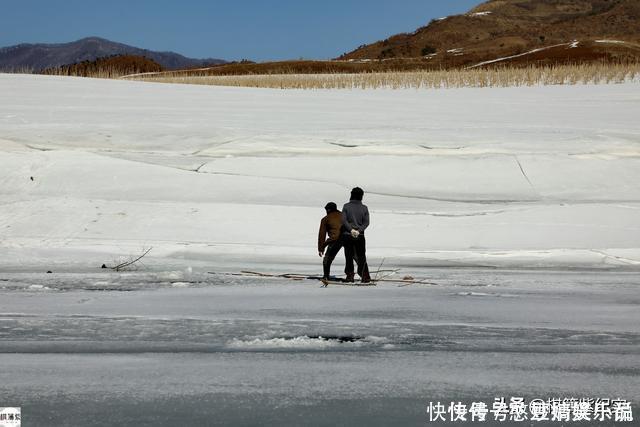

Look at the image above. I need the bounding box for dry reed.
[0,67,35,74]
[44,67,128,79]
[2,65,133,79]
[123,63,640,90]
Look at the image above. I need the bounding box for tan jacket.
[318,211,342,251]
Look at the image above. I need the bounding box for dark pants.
[344,235,370,281]
[323,239,344,279]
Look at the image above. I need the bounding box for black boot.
[360,263,371,283]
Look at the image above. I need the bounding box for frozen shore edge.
[2,244,639,272]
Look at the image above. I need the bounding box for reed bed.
[0,67,35,74]
[125,62,640,89]
[44,67,131,79]
[3,65,150,79]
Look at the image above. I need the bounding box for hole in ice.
[225,334,381,350]
[306,334,365,343]
[329,142,359,148]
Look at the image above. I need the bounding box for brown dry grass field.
[111,40,640,80]
[122,62,639,90]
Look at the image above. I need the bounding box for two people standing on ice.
[318,187,371,284]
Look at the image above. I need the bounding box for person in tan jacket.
[318,202,346,281]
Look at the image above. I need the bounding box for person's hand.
[319,251,324,257]
[351,229,360,238]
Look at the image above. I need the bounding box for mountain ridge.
[0,36,226,71]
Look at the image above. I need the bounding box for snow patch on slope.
[469,11,492,17]
[467,43,571,68]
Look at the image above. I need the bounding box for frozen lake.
[1,268,638,426]
[1,74,639,425]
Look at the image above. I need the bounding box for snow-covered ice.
[1,74,639,271]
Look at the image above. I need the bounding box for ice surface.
[0,270,638,426]
[1,74,639,271]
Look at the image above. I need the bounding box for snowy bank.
[1,74,639,271]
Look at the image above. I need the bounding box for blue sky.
[1,0,481,61]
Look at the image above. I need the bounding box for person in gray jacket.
[342,187,371,283]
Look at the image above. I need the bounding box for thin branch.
[373,257,386,282]
[112,247,153,271]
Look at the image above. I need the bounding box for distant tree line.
[42,55,164,78]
